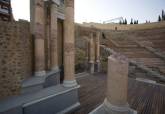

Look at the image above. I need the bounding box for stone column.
[30,0,35,34]
[85,39,89,71]
[45,5,51,70]
[34,0,46,76]
[89,33,95,74]
[103,54,136,114]
[63,0,77,87]
[96,32,101,72]
[50,2,59,72]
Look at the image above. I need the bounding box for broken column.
[34,0,46,76]
[96,32,101,72]
[89,33,95,74]
[90,54,137,114]
[63,0,77,87]
[50,1,59,72]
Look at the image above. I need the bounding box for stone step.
[21,70,61,94]
[0,85,80,114]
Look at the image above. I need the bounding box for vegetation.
[75,48,86,73]
[130,18,133,24]
[158,10,165,22]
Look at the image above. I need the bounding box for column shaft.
[107,55,128,106]
[89,33,95,74]
[63,0,77,87]
[50,3,58,71]
[96,32,100,62]
[34,0,46,76]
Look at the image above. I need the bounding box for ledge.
[0,84,80,114]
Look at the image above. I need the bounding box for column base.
[51,66,59,72]
[96,60,101,73]
[89,98,137,114]
[35,71,46,77]
[89,62,95,74]
[63,80,78,88]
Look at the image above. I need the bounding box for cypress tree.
[162,10,165,21]
[130,18,133,24]
[119,20,122,24]
[134,20,136,24]
[122,20,125,24]
[125,19,127,25]
[136,20,138,24]
[158,15,162,22]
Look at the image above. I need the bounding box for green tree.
[162,10,165,21]
[134,20,136,24]
[130,18,133,24]
[158,15,162,22]
[119,20,122,24]
[136,20,139,24]
[122,20,125,24]
[125,18,127,24]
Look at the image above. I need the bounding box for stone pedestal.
[90,54,137,114]
[89,61,95,74]
[96,60,101,73]
[63,0,78,87]
[50,2,59,72]
[34,0,46,76]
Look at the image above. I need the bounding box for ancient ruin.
[0,0,165,114]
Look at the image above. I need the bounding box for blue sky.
[12,0,165,23]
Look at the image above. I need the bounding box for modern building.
[0,0,12,21]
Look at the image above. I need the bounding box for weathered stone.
[34,0,46,76]
[50,3,59,71]
[0,20,32,100]
[63,0,77,87]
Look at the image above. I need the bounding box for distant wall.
[0,20,33,99]
[82,21,165,30]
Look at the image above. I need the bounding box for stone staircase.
[102,28,165,83]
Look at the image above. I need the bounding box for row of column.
[87,32,101,74]
[32,0,77,87]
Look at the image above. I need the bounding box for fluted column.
[89,33,95,74]
[63,0,77,87]
[50,2,59,71]
[34,0,46,76]
[96,32,101,72]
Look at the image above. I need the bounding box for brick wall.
[0,20,33,99]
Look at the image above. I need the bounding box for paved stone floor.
[71,73,165,114]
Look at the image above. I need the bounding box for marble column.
[104,54,136,114]
[96,32,101,72]
[89,33,95,74]
[34,0,46,76]
[63,0,77,87]
[50,2,59,72]
[90,54,137,114]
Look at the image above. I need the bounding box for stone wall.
[0,20,33,99]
